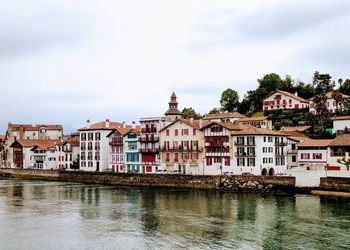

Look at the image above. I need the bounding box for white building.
[4,123,63,168]
[10,139,64,169]
[232,127,288,176]
[263,90,309,111]
[309,92,349,114]
[238,116,273,129]
[332,116,350,134]
[203,112,246,123]
[79,120,129,172]
[296,139,333,170]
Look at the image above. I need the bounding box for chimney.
[105,119,110,128]
[190,118,194,124]
[122,122,126,128]
[199,119,203,129]
[86,119,91,129]
[295,92,298,97]
[132,121,136,129]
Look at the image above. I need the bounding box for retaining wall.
[320,177,350,192]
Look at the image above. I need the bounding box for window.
[269,158,273,163]
[193,128,197,136]
[192,152,198,160]
[95,132,101,141]
[166,129,170,136]
[248,158,255,166]
[237,158,245,166]
[264,137,266,142]
[210,126,223,133]
[206,157,212,165]
[247,136,255,145]
[182,129,189,136]
[88,133,93,141]
[95,141,100,150]
[128,142,137,150]
[174,153,179,162]
[175,129,178,136]
[313,153,322,160]
[225,157,230,166]
[183,152,189,161]
[301,153,310,159]
[236,137,245,145]
[268,137,273,142]
[88,142,93,150]
[292,156,296,162]
[247,147,255,156]
[81,133,86,141]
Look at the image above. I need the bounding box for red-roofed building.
[263,90,309,111]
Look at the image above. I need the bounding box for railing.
[235,153,256,157]
[160,147,202,152]
[140,148,159,153]
[287,149,297,154]
[141,128,157,133]
[275,142,287,146]
[109,141,123,145]
[234,142,255,146]
[330,152,347,157]
[139,136,159,142]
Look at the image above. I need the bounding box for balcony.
[234,142,255,146]
[287,149,297,154]
[109,141,123,146]
[160,146,202,152]
[139,136,159,142]
[141,128,157,133]
[234,153,256,157]
[140,148,159,153]
[275,142,287,146]
[330,152,347,157]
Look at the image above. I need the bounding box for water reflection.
[0,180,349,250]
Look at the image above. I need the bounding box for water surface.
[0,180,349,250]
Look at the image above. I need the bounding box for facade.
[238,116,272,129]
[10,139,63,169]
[327,134,350,171]
[203,112,246,123]
[297,139,333,170]
[201,122,246,175]
[286,137,300,170]
[332,116,350,134]
[159,119,205,175]
[124,128,141,173]
[232,127,288,176]
[0,135,5,167]
[79,120,133,172]
[4,123,63,168]
[263,90,309,111]
[309,92,349,114]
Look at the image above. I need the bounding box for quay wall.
[320,177,350,192]
[0,168,296,191]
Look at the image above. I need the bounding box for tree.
[208,107,220,114]
[332,90,344,115]
[337,157,350,171]
[313,93,330,133]
[312,71,334,95]
[339,79,350,95]
[182,107,201,119]
[220,88,239,112]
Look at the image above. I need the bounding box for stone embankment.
[219,175,295,192]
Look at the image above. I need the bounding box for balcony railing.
[140,148,159,153]
[287,149,297,154]
[275,142,287,146]
[141,128,157,133]
[234,142,255,146]
[109,141,123,146]
[234,153,256,157]
[330,152,347,157]
[160,146,202,152]
[139,136,159,142]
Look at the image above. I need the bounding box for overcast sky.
[1,0,350,133]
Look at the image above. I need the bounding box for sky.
[1,0,350,133]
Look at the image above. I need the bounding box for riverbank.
[2,168,350,196]
[0,168,296,192]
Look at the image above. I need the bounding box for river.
[0,180,349,250]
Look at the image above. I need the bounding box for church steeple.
[164,92,182,121]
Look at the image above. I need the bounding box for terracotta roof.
[203,112,246,120]
[265,90,309,103]
[309,92,349,101]
[231,126,286,136]
[79,121,124,131]
[281,126,311,132]
[160,119,210,132]
[297,139,333,148]
[65,140,80,147]
[332,116,350,121]
[13,139,64,150]
[329,134,350,147]
[238,116,269,122]
[200,121,248,131]
[8,124,63,131]
[283,131,308,138]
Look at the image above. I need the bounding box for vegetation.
[337,157,350,171]
[220,88,239,112]
[182,107,202,119]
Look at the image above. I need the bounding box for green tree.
[182,107,201,119]
[337,157,350,171]
[313,93,330,133]
[312,71,334,94]
[208,107,220,114]
[339,79,350,95]
[220,88,239,112]
[332,90,344,115]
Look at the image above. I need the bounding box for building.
[297,139,333,170]
[79,119,131,172]
[327,134,350,171]
[263,90,309,111]
[238,116,272,129]
[309,92,349,114]
[232,127,288,176]
[10,139,63,169]
[62,132,80,170]
[203,112,246,123]
[332,116,350,134]
[159,118,206,175]
[123,127,141,173]
[201,122,246,175]
[139,92,181,173]
[0,135,5,167]
[4,123,63,168]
